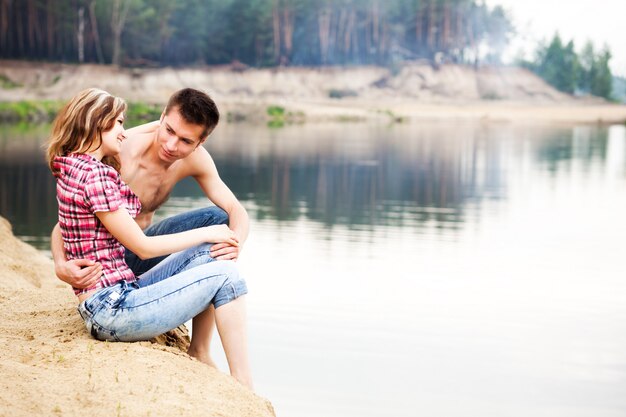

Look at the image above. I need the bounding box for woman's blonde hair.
[47,88,127,174]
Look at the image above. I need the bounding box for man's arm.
[190,147,249,261]
[51,223,102,288]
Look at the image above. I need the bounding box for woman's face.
[100,113,126,157]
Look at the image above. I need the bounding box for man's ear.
[196,136,208,148]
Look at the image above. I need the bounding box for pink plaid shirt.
[53,154,141,295]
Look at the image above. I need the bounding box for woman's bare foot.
[187,347,217,368]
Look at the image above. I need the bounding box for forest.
[0,0,513,67]
[0,0,618,100]
[521,33,614,100]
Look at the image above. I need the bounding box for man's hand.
[210,242,242,261]
[55,259,102,289]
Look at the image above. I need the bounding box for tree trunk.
[343,8,355,57]
[329,6,338,60]
[442,1,450,52]
[111,0,129,66]
[337,8,347,54]
[26,0,38,56]
[380,21,389,57]
[427,0,436,53]
[318,8,331,64]
[282,7,293,61]
[454,5,464,59]
[272,0,280,63]
[369,0,379,58]
[15,1,25,55]
[77,6,85,62]
[89,0,104,63]
[46,0,54,58]
[0,0,10,52]
[372,1,379,45]
[415,2,422,45]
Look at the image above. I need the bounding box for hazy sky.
[485,0,625,77]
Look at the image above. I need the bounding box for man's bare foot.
[187,347,217,368]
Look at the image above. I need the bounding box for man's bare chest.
[122,164,178,213]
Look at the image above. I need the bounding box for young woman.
[46,88,252,388]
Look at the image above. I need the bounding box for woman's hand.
[205,224,239,246]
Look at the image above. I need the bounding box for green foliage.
[575,40,613,99]
[328,89,358,99]
[125,102,163,123]
[0,100,161,124]
[377,109,406,123]
[267,105,286,128]
[535,35,580,94]
[0,74,21,89]
[590,49,613,99]
[0,100,62,122]
[483,6,514,64]
[530,34,613,100]
[266,105,284,117]
[578,41,595,92]
[266,105,305,127]
[480,91,502,100]
[0,0,514,68]
[612,75,626,103]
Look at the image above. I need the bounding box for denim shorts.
[77,244,247,342]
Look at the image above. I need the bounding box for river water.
[1,121,626,417]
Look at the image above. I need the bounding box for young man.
[51,88,249,365]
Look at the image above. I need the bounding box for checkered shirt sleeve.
[84,167,123,213]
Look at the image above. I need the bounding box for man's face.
[156,107,206,163]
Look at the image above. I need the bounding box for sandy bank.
[0,216,274,417]
[2,60,625,124]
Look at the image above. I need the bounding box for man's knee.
[204,206,229,226]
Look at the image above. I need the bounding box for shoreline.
[0,215,274,417]
[2,97,626,126]
[229,98,626,125]
[1,59,625,125]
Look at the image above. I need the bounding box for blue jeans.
[125,206,229,276]
[77,243,247,342]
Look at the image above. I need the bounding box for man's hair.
[47,88,126,174]
[164,88,219,140]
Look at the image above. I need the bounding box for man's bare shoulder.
[121,121,157,155]
[119,124,157,181]
[124,131,153,155]
[179,145,218,179]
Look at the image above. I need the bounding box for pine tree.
[590,48,613,99]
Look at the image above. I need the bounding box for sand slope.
[2,60,625,124]
[0,216,274,417]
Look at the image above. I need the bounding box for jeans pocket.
[82,285,128,342]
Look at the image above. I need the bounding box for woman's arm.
[96,208,238,260]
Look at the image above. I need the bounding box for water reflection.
[0,122,621,250]
[0,125,57,247]
[534,125,610,174]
